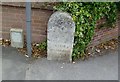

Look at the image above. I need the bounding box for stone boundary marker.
[47,11,75,62]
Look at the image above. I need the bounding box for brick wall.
[89,27,118,47]
[1,2,56,10]
[0,4,119,47]
[1,5,53,43]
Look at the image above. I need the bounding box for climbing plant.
[116,2,120,11]
[54,2,117,60]
[38,39,47,51]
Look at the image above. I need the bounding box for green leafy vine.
[54,2,117,60]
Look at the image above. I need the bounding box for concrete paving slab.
[0,46,2,58]
[1,46,118,80]
[2,46,28,80]
[25,51,118,80]
[0,46,2,82]
[0,56,2,81]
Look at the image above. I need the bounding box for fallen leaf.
[61,66,63,69]
[72,62,75,64]
[25,55,29,58]
[95,49,100,53]
[104,46,108,49]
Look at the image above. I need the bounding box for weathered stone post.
[47,11,75,62]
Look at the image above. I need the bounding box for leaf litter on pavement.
[0,38,119,60]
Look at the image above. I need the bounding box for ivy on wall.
[38,40,47,51]
[54,2,117,60]
[116,2,120,11]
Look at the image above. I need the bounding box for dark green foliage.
[38,40,47,50]
[116,2,120,11]
[54,2,117,60]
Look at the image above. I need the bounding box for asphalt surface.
[0,46,2,81]
[1,46,118,80]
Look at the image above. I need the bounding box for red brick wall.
[1,5,53,43]
[89,27,118,47]
[0,5,119,47]
[1,2,56,10]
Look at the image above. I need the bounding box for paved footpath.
[0,47,2,81]
[1,46,118,80]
